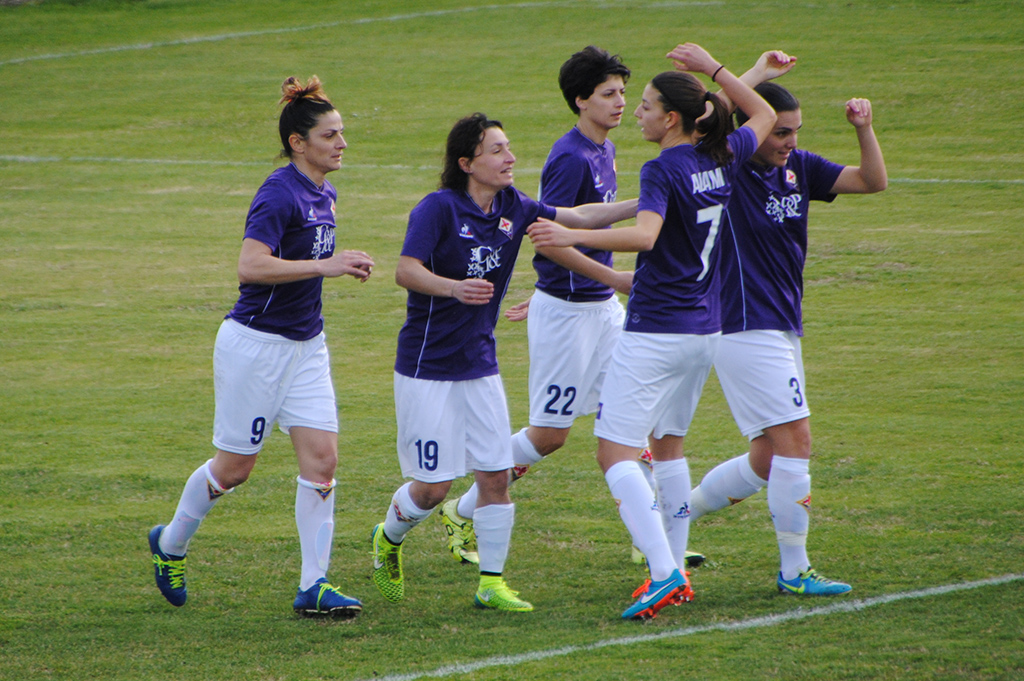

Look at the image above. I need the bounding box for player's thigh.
[715,330,810,438]
[394,373,465,483]
[212,320,292,455]
[277,333,339,435]
[595,332,716,448]
[527,292,624,427]
[462,374,513,473]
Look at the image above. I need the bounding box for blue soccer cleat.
[622,568,693,620]
[777,567,852,596]
[149,525,187,607]
[293,578,363,618]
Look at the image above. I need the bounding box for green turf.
[1,1,1022,679]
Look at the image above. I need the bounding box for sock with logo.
[768,456,811,580]
[474,503,515,575]
[382,482,432,544]
[651,458,692,572]
[605,460,675,582]
[455,428,544,517]
[160,459,232,557]
[690,452,767,522]
[295,477,337,591]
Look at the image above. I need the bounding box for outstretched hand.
[753,50,797,81]
[666,42,720,77]
[846,98,874,128]
[504,296,531,321]
[527,218,579,248]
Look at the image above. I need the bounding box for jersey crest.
[785,169,798,188]
[498,217,513,239]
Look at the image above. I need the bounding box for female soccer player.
[528,43,778,619]
[689,78,887,595]
[370,113,636,612]
[439,45,638,565]
[148,76,374,618]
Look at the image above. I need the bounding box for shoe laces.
[153,555,186,589]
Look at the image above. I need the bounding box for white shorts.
[527,290,625,428]
[393,372,513,483]
[594,331,719,448]
[212,319,338,455]
[714,329,810,439]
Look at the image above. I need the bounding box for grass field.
[1,1,1022,679]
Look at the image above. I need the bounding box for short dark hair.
[735,81,800,126]
[558,46,631,115]
[440,113,504,192]
[278,76,336,159]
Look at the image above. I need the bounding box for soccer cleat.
[631,546,706,569]
[371,523,405,602]
[474,575,533,612]
[622,568,692,620]
[684,550,706,568]
[777,567,852,596]
[293,578,362,618]
[148,525,187,607]
[438,499,479,565]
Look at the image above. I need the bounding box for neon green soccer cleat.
[474,575,533,612]
[438,499,479,565]
[371,523,404,603]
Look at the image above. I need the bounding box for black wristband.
[711,65,725,82]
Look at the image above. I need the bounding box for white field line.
[354,573,1024,681]
[0,1,723,67]
[1,155,1021,185]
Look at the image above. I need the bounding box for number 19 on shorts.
[415,439,439,471]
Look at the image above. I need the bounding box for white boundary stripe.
[355,573,1024,681]
[0,1,723,67]
[2,155,1022,185]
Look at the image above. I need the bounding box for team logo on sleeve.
[458,223,475,239]
[498,217,513,238]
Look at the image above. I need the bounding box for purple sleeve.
[728,126,759,168]
[803,151,846,201]
[401,194,444,263]
[637,160,669,218]
[539,152,588,207]
[243,182,293,251]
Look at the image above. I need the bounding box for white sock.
[690,452,767,522]
[651,458,692,572]
[456,428,543,517]
[474,503,515,574]
[382,482,432,544]
[605,461,675,582]
[768,456,811,580]
[295,477,336,591]
[160,459,231,556]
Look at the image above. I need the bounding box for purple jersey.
[626,126,758,335]
[227,163,337,341]
[720,149,844,335]
[395,187,557,381]
[534,127,617,302]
